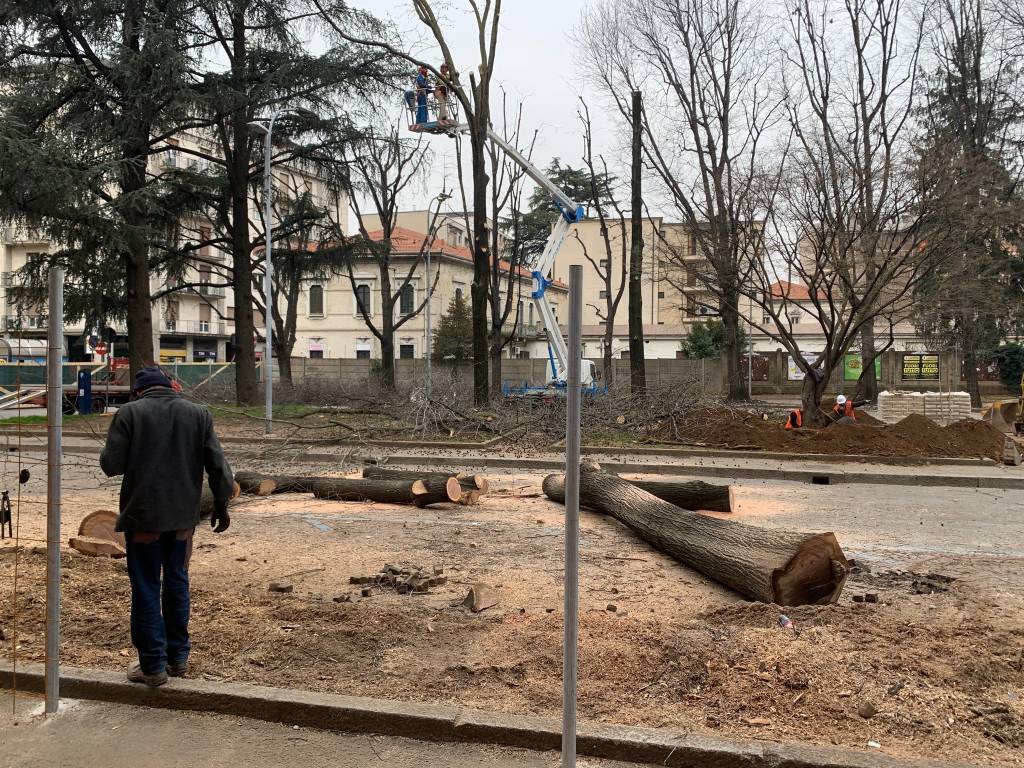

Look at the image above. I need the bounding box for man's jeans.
[125,529,194,675]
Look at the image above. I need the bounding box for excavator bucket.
[983,401,1020,434]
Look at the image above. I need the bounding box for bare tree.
[576,0,782,401]
[346,123,442,390]
[317,0,504,405]
[575,102,629,389]
[739,0,948,424]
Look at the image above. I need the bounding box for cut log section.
[68,536,126,558]
[362,466,489,494]
[626,479,734,513]
[543,467,848,606]
[234,471,277,496]
[77,509,125,547]
[312,476,461,506]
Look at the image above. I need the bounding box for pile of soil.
[660,408,1005,460]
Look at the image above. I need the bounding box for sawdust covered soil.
[2,549,1023,766]
[663,408,1004,460]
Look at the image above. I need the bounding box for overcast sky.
[342,0,623,217]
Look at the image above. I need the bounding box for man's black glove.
[210,502,230,533]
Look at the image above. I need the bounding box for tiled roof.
[364,226,567,289]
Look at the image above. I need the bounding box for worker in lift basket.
[100,366,234,687]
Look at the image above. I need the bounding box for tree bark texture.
[312,476,461,506]
[856,324,880,403]
[626,479,734,513]
[800,370,831,427]
[542,468,848,606]
[471,116,491,406]
[228,8,258,405]
[361,466,489,493]
[720,288,748,401]
[628,89,647,396]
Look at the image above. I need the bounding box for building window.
[599,290,608,299]
[789,313,801,325]
[658,291,665,299]
[355,284,371,315]
[528,303,535,326]
[399,344,415,359]
[309,284,324,316]
[199,303,211,333]
[309,349,324,359]
[599,259,609,271]
[399,283,414,315]
[620,350,631,360]
[454,285,464,302]
[356,349,371,359]
[763,312,771,324]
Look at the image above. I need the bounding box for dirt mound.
[659,408,1003,460]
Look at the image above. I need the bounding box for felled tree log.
[233,471,331,495]
[362,466,489,493]
[312,476,461,506]
[543,468,848,606]
[626,479,734,513]
[234,471,277,496]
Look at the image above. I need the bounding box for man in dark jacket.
[100,367,234,687]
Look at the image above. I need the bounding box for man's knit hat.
[133,366,173,393]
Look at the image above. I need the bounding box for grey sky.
[343,0,623,217]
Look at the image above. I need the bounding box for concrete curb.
[369,454,1024,490]
[0,426,995,467]
[31,443,1024,489]
[0,662,971,768]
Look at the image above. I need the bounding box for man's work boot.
[166,660,189,678]
[127,664,168,687]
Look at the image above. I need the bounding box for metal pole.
[425,247,432,400]
[562,264,583,768]
[263,117,275,435]
[747,330,753,399]
[45,266,64,715]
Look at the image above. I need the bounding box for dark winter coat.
[100,388,234,532]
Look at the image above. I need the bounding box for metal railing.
[162,319,226,335]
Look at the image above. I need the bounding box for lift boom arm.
[474,128,587,385]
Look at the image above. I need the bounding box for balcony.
[162,319,227,336]
[198,283,226,297]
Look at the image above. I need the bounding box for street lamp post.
[248,108,314,435]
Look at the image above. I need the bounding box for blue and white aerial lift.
[408,92,598,394]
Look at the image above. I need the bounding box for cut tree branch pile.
[543,464,848,606]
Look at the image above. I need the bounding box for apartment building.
[0,129,343,364]
[290,225,566,359]
[547,217,721,360]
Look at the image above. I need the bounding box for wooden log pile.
[233,467,491,508]
[543,463,848,606]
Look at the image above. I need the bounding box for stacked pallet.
[879,391,971,425]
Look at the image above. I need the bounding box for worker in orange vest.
[831,394,866,420]
[784,408,803,430]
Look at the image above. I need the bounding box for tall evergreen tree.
[432,293,473,363]
[0,0,196,374]
[912,0,1024,407]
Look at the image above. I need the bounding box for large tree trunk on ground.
[626,479,733,513]
[361,466,489,493]
[312,476,460,506]
[543,467,848,605]
[628,89,646,396]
